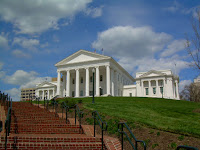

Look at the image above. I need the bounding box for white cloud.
[3,70,51,101]
[85,6,103,18]
[12,49,31,58]
[0,0,93,34]
[5,88,20,102]
[161,39,186,57]
[4,70,38,85]
[0,34,9,49]
[13,37,39,49]
[92,26,172,59]
[179,80,192,92]
[164,1,181,13]
[92,26,189,76]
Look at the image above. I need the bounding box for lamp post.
[92,68,95,104]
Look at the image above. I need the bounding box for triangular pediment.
[37,81,56,88]
[55,50,110,66]
[139,70,166,78]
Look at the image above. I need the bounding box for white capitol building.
[35,50,180,100]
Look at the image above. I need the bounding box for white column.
[48,90,50,99]
[66,70,70,97]
[156,80,159,96]
[53,89,55,97]
[57,71,61,95]
[141,80,144,96]
[85,68,89,96]
[95,66,100,96]
[163,79,165,97]
[111,69,114,96]
[42,90,44,100]
[114,71,117,96]
[75,69,80,97]
[106,65,111,95]
[148,81,150,96]
[175,80,179,99]
[63,73,66,95]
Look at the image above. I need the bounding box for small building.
[35,78,63,100]
[123,70,179,99]
[20,88,36,101]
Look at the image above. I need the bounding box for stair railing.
[177,145,199,150]
[0,121,2,132]
[118,122,146,150]
[74,104,83,130]
[5,99,12,150]
[92,111,108,150]
[61,102,69,124]
[52,99,58,117]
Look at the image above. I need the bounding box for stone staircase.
[0,102,121,150]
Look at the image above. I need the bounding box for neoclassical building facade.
[35,50,180,100]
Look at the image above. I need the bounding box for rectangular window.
[145,88,149,95]
[90,76,93,82]
[81,77,83,83]
[100,75,103,81]
[72,91,75,97]
[89,91,93,96]
[160,87,163,94]
[80,90,83,96]
[72,79,75,84]
[153,87,156,94]
[100,88,103,95]
[129,93,132,97]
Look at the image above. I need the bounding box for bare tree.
[180,83,200,102]
[185,9,200,71]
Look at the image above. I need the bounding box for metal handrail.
[61,102,69,124]
[0,121,2,132]
[118,122,146,150]
[92,111,108,150]
[74,104,83,131]
[52,99,58,117]
[5,104,12,150]
[177,145,199,150]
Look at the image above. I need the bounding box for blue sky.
[0,0,199,101]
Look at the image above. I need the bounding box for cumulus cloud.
[13,37,39,49]
[85,6,103,18]
[92,26,172,59]
[3,70,51,101]
[0,0,93,34]
[161,39,186,57]
[5,88,21,102]
[92,25,189,76]
[12,49,31,58]
[0,34,9,49]
[4,70,39,85]
[179,80,192,92]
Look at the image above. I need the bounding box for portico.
[55,50,134,97]
[35,81,57,100]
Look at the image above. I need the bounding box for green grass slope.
[70,97,200,137]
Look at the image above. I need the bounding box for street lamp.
[92,68,95,104]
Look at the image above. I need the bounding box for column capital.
[105,65,110,68]
[85,67,89,70]
[57,70,60,73]
[66,69,70,72]
[95,66,99,69]
[75,68,79,71]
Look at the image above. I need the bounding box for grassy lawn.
[32,97,200,137]
[65,97,200,137]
